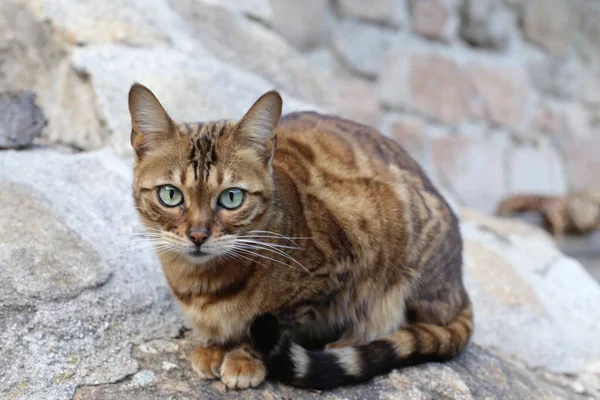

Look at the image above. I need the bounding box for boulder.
[409,0,461,42]
[0,92,45,148]
[166,0,333,107]
[460,208,600,380]
[460,0,514,49]
[331,19,387,79]
[268,0,329,51]
[1,148,598,398]
[336,0,407,28]
[0,149,185,400]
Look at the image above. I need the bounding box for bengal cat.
[129,83,473,390]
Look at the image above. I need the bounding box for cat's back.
[275,111,426,182]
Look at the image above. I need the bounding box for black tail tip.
[249,313,281,356]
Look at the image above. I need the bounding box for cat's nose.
[187,228,209,246]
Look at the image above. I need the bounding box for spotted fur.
[129,83,473,390]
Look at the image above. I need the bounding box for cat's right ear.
[128,83,173,159]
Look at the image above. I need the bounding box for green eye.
[157,185,183,207]
[218,188,245,210]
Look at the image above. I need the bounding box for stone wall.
[1,0,598,214]
[289,0,599,213]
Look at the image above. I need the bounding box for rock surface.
[336,0,406,27]
[332,19,387,78]
[0,149,185,400]
[2,148,599,399]
[460,208,600,377]
[460,0,513,49]
[409,0,461,42]
[0,92,45,148]
[72,340,581,400]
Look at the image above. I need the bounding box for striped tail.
[249,303,473,390]
[496,194,557,216]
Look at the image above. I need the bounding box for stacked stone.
[1,0,598,212]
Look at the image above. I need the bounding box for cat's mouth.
[187,248,210,259]
[180,246,215,264]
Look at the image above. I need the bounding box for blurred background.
[2,1,600,398]
[3,0,600,207]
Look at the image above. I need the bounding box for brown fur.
[497,190,600,238]
[129,83,472,389]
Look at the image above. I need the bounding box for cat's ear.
[236,90,282,163]
[128,83,174,158]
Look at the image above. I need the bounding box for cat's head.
[129,83,282,265]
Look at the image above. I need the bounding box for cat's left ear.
[236,90,282,164]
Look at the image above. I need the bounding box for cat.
[497,189,600,238]
[129,83,473,390]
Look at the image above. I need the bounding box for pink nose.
[187,228,209,246]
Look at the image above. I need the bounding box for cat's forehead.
[182,120,234,185]
[178,119,233,140]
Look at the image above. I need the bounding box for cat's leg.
[191,343,266,389]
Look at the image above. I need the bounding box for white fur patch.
[290,343,310,379]
[332,347,362,377]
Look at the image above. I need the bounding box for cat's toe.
[219,347,266,389]
[191,345,225,380]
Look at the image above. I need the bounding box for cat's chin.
[182,249,216,265]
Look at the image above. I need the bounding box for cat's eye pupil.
[229,192,234,201]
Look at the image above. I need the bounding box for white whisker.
[236,239,302,250]
[231,246,313,277]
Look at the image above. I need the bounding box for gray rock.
[409,0,461,42]
[0,149,185,400]
[522,0,576,56]
[268,0,329,51]
[432,135,510,214]
[182,0,274,25]
[528,52,582,100]
[460,208,600,377]
[0,182,109,301]
[460,0,514,50]
[168,0,333,107]
[331,19,387,79]
[26,0,194,48]
[507,139,567,195]
[73,338,581,399]
[577,1,600,64]
[336,0,407,28]
[0,92,45,149]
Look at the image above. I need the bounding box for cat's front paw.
[219,345,266,389]
[191,345,225,380]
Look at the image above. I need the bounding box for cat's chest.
[178,297,255,346]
